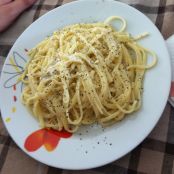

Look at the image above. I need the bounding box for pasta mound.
[21,16,157,132]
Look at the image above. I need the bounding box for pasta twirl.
[21,16,157,133]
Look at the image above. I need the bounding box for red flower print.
[24,128,72,152]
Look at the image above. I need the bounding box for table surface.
[0,0,174,174]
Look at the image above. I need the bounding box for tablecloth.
[0,0,174,174]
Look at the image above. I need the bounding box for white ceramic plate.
[0,0,171,170]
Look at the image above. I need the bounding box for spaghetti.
[21,16,157,132]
